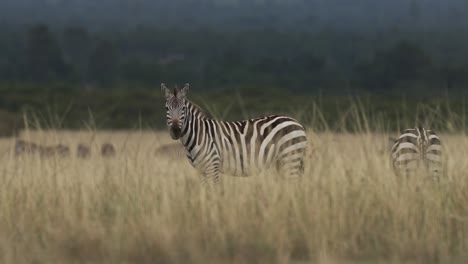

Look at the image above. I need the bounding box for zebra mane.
[187,100,212,119]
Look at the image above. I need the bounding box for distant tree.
[62,26,91,79]
[121,59,162,85]
[439,65,468,90]
[385,41,431,82]
[25,24,69,82]
[355,41,432,90]
[221,48,244,69]
[87,40,119,86]
[293,53,325,73]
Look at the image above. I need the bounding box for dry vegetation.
[0,129,467,263]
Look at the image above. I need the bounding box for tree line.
[1,24,468,94]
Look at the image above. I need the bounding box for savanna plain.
[0,129,467,264]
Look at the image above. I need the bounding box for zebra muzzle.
[169,125,182,140]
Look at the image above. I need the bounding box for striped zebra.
[161,83,307,184]
[390,126,444,179]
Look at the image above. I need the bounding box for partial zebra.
[162,83,308,184]
[390,127,444,179]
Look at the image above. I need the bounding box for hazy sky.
[1,0,468,31]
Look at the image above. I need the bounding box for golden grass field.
[0,129,467,263]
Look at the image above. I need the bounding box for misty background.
[0,0,468,131]
[2,0,468,31]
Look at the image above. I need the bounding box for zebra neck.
[186,100,209,120]
[180,100,206,148]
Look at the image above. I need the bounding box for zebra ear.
[178,83,190,98]
[161,83,172,99]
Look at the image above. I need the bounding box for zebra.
[14,140,70,158]
[101,143,116,157]
[14,139,38,156]
[38,144,70,158]
[55,144,71,157]
[77,143,91,158]
[390,126,444,180]
[161,83,308,184]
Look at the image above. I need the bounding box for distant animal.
[77,143,91,158]
[162,83,308,185]
[55,144,71,157]
[36,144,70,158]
[390,126,444,179]
[154,143,186,159]
[14,139,38,156]
[38,145,56,158]
[101,143,116,157]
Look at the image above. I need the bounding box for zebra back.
[182,102,307,178]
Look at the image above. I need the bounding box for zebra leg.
[426,161,443,183]
[200,163,221,190]
[276,151,305,179]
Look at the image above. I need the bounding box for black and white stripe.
[390,126,443,179]
[162,83,308,184]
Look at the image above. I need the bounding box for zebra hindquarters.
[424,150,444,181]
[275,133,307,179]
[392,155,421,179]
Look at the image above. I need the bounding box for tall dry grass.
[0,129,467,263]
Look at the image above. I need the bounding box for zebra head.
[162,83,189,140]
